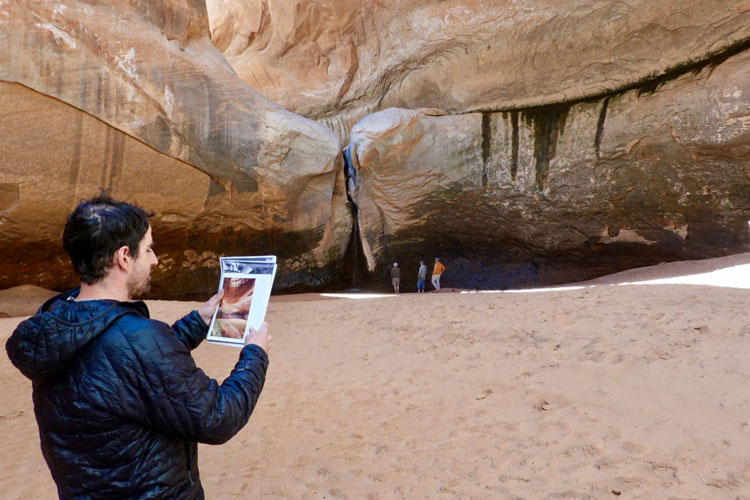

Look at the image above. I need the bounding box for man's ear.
[112,245,133,270]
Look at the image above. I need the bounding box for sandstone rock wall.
[208,0,750,292]
[2,0,749,295]
[0,81,211,294]
[348,49,750,290]
[348,108,483,272]
[0,0,351,297]
[207,0,750,136]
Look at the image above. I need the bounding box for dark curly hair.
[62,193,151,284]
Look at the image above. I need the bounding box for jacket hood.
[5,288,149,384]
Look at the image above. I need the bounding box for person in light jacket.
[391,262,401,294]
[417,260,427,293]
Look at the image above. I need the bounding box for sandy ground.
[2,253,750,499]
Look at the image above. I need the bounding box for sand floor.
[2,253,750,499]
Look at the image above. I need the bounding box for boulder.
[0,1,351,298]
[347,49,750,290]
[348,108,483,273]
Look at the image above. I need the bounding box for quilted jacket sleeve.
[109,316,268,444]
[170,310,208,350]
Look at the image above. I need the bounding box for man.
[6,194,270,499]
[416,260,427,293]
[431,257,446,291]
[391,262,400,294]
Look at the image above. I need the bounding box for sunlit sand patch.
[612,264,750,289]
[319,293,396,300]
[462,286,587,294]
[462,261,750,294]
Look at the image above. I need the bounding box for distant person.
[431,257,446,291]
[391,262,401,294]
[417,260,427,293]
[6,194,270,499]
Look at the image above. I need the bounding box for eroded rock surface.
[209,0,750,291]
[2,0,749,295]
[348,49,750,289]
[207,0,750,133]
[348,108,483,273]
[0,0,350,297]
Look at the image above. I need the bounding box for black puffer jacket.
[6,288,268,499]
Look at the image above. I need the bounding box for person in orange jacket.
[431,257,445,291]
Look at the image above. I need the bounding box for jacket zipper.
[184,442,194,485]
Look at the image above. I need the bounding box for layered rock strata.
[207,0,750,289]
[207,0,750,134]
[0,1,350,297]
[347,49,750,289]
[2,0,749,295]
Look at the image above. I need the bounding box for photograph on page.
[207,256,277,346]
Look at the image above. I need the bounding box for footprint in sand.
[535,399,552,411]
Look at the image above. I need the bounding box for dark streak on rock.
[68,113,83,186]
[102,126,113,187]
[108,131,125,191]
[207,178,225,197]
[510,111,519,181]
[342,146,367,287]
[481,112,491,187]
[377,203,389,261]
[460,38,750,117]
[523,104,570,191]
[336,41,359,103]
[594,97,609,162]
[636,38,750,97]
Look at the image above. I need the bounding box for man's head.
[393,262,398,267]
[63,194,156,296]
[420,260,424,265]
[435,257,440,262]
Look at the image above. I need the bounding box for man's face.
[127,225,158,298]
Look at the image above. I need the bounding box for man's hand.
[198,290,224,326]
[245,321,270,353]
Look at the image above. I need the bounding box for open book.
[206,256,277,347]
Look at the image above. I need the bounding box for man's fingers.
[246,327,268,339]
[198,289,225,326]
[210,289,225,305]
[244,322,270,351]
